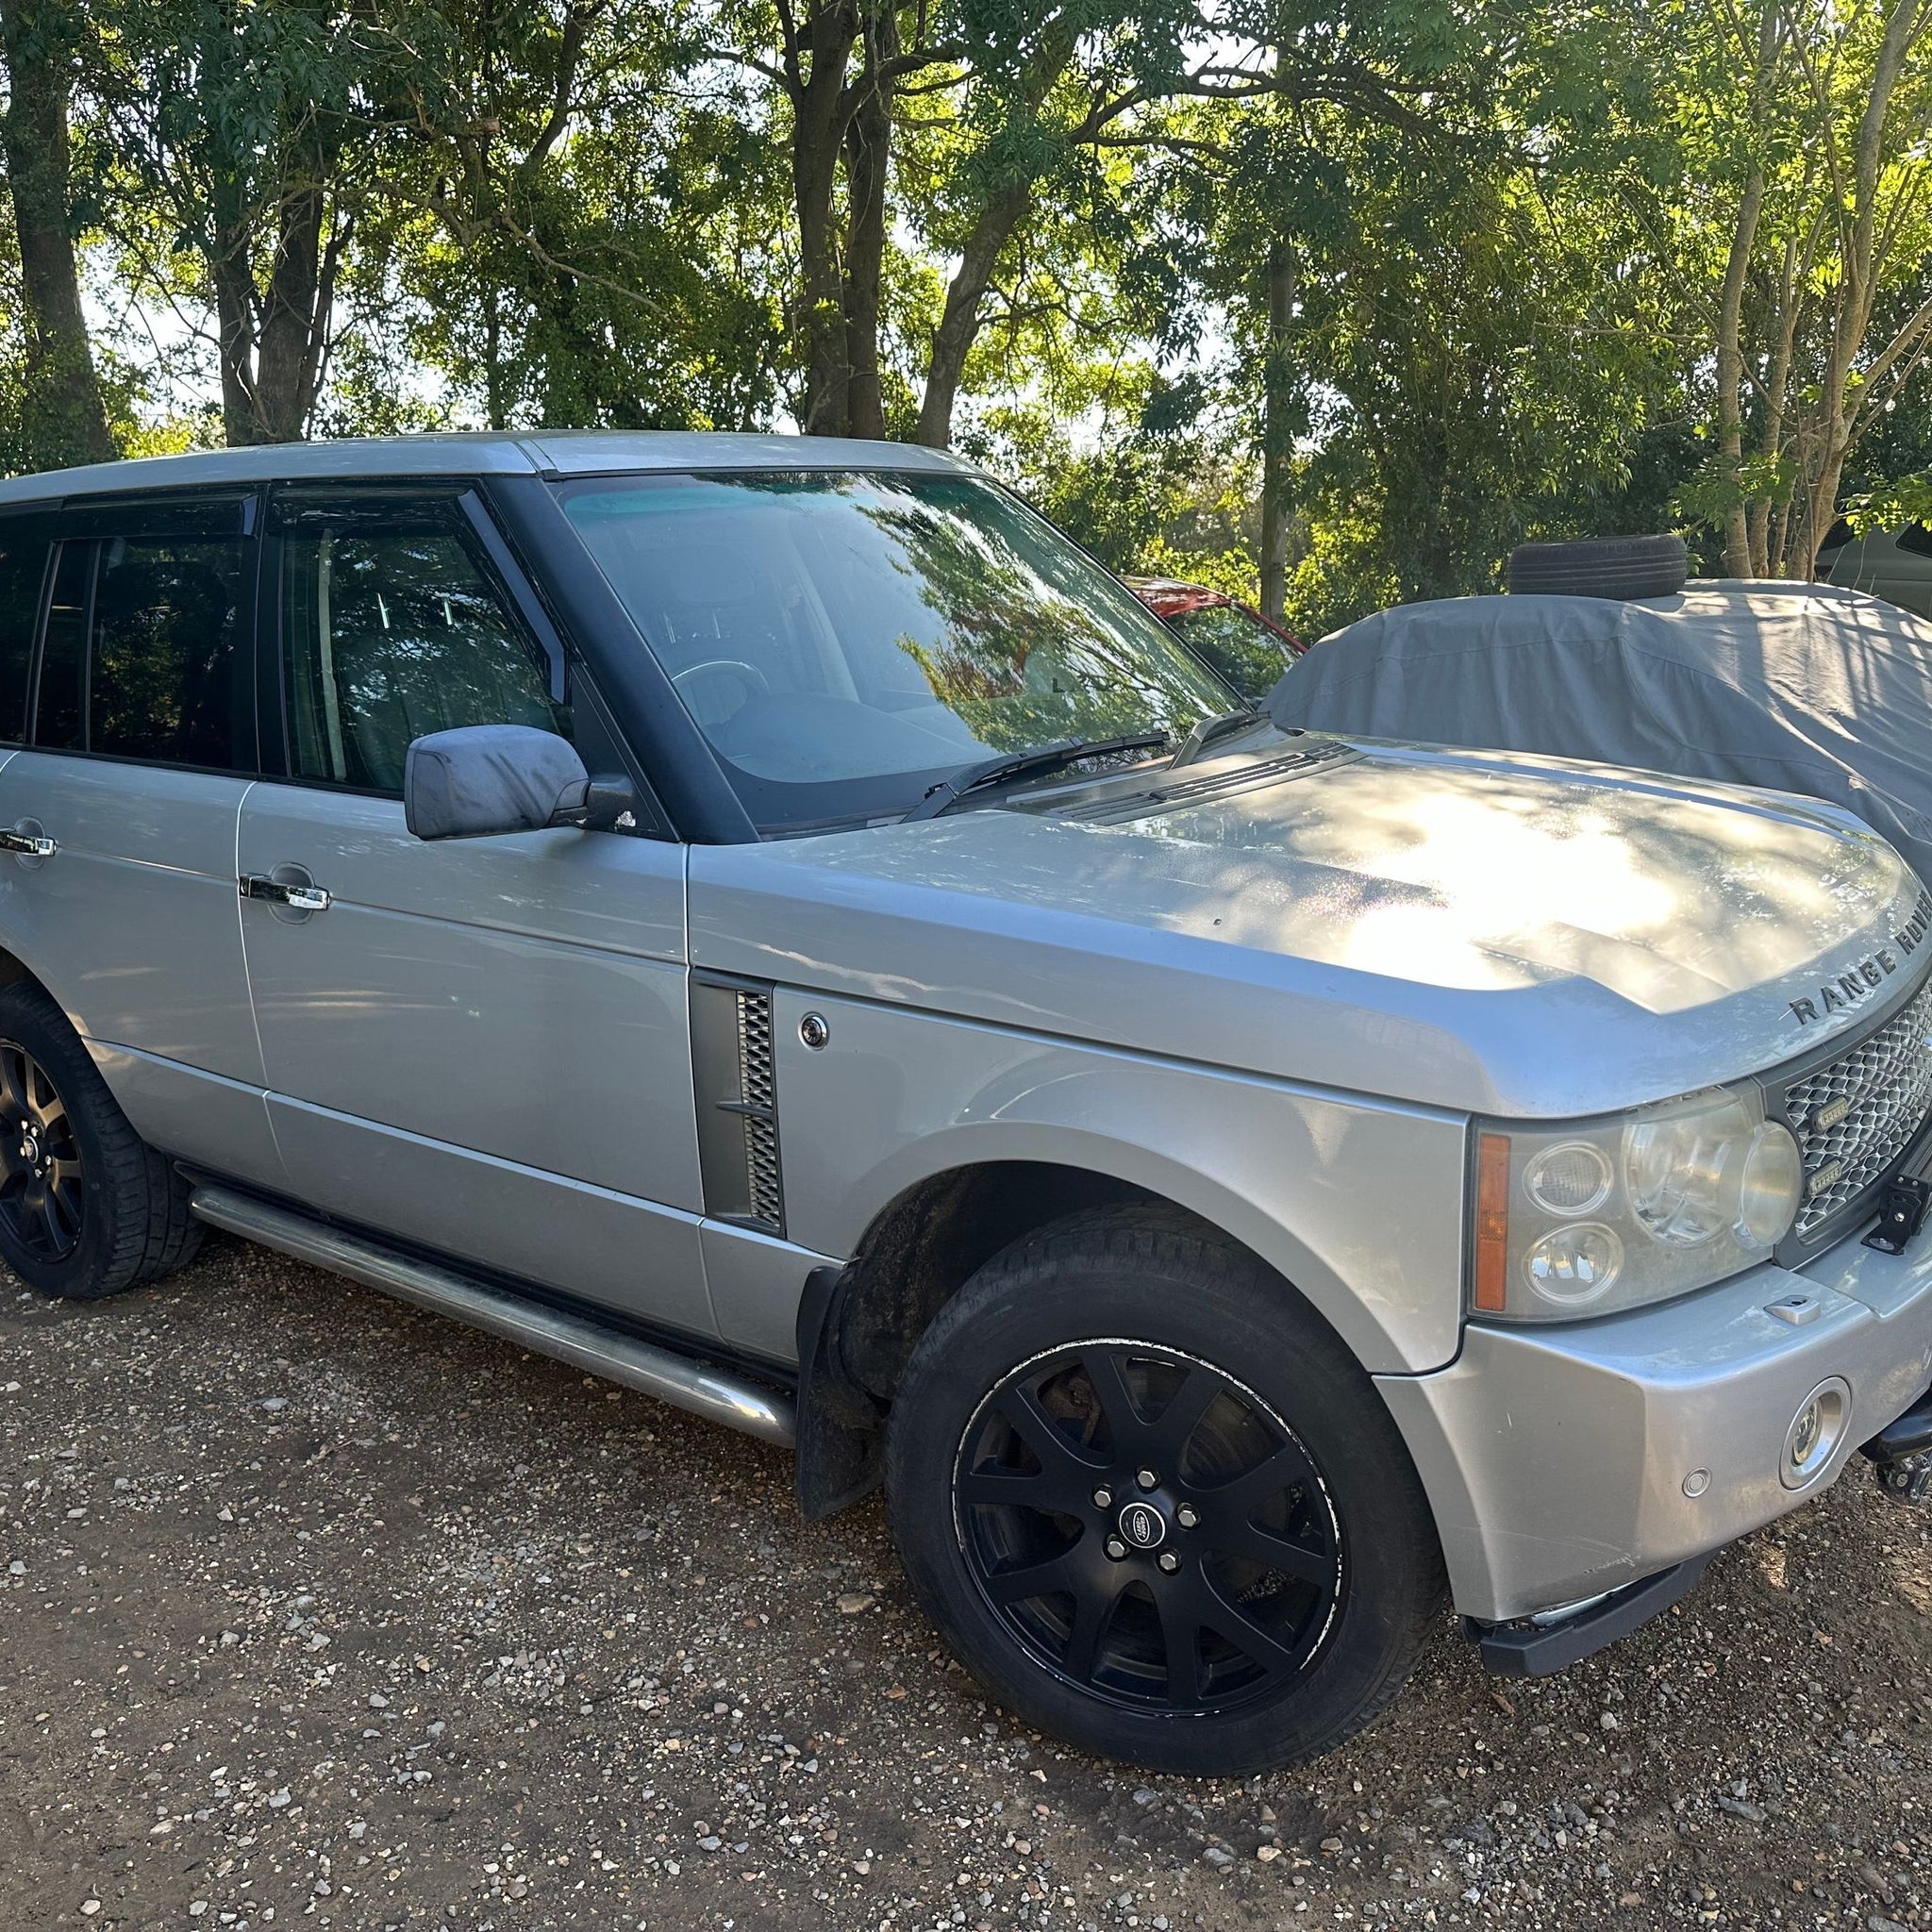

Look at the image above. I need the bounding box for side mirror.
[404,724,632,841]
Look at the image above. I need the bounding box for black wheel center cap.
[1116,1499,1167,1551]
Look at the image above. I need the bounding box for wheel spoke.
[993,1383,1107,1481]
[1199,1569,1313,1682]
[1078,1349,1145,1452]
[957,1463,1087,1514]
[48,1176,81,1241]
[1153,1584,1208,1707]
[1154,1364,1222,1457]
[0,1047,26,1119]
[1207,1517,1335,1587]
[1202,1440,1317,1517]
[982,1547,1083,1607]
[1059,1577,1123,1686]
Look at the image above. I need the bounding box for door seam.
[232,779,291,1186]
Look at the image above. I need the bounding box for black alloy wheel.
[0,1039,84,1261]
[0,980,199,1300]
[887,1207,1444,1774]
[955,1341,1342,1715]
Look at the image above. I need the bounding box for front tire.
[0,981,199,1300]
[885,1208,1443,1774]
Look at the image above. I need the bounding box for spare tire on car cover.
[1507,534,1688,600]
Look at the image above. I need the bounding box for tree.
[0,0,115,465]
[92,0,416,445]
[372,0,783,431]
[1630,0,1932,575]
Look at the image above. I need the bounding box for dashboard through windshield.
[555,469,1234,830]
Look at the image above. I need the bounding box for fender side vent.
[692,975,785,1238]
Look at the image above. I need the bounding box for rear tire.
[885,1208,1443,1774]
[1507,533,1688,599]
[0,981,199,1300]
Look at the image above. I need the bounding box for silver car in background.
[1818,519,1932,618]
[1,433,1930,1775]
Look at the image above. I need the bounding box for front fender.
[771,988,1467,1375]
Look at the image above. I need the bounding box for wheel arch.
[792,1145,1447,1547]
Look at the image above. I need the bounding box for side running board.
[188,1185,797,1448]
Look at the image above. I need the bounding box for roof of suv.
[0,430,972,508]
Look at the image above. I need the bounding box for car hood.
[689,734,1930,1117]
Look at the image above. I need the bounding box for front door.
[237,488,712,1340]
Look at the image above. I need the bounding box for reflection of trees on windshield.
[860,498,1224,755]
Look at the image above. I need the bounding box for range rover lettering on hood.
[1790,891,1932,1025]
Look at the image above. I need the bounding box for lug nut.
[1136,1467,1158,1490]
[1091,1486,1114,1510]
[1157,1552,1180,1574]
[1175,1504,1199,1529]
[1105,1537,1127,1560]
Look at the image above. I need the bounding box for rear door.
[237,485,713,1339]
[0,493,279,1187]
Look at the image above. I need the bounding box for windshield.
[556,469,1234,829]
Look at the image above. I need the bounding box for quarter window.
[31,534,254,770]
[90,536,252,767]
[280,522,570,793]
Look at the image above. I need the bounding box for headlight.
[1474,1086,1802,1322]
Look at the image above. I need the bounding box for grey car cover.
[1268,581,1932,886]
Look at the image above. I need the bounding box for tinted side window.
[0,532,47,742]
[1898,524,1932,558]
[35,541,90,751]
[281,524,570,794]
[90,536,253,768]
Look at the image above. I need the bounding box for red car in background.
[1125,576,1305,702]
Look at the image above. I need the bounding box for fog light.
[1781,1377,1850,1490]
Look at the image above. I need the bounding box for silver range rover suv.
[4,432,1932,1774]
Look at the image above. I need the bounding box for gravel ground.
[5,1233,1932,1932]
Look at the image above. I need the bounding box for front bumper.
[1377,1215,1932,1624]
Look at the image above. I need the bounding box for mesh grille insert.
[1785,974,1932,1239]
[734,990,783,1234]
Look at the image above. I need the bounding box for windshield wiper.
[1167,708,1265,771]
[905,732,1172,821]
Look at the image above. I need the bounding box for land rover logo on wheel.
[1117,1501,1167,1550]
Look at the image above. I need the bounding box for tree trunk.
[0,0,114,467]
[253,170,328,441]
[1798,0,1924,576]
[1715,166,1764,579]
[208,192,261,448]
[1258,242,1296,623]
[913,181,1029,447]
[841,5,897,441]
[913,16,1076,449]
[786,2,861,437]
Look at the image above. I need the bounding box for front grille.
[1785,974,1932,1238]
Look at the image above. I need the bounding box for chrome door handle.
[0,829,55,858]
[239,874,332,913]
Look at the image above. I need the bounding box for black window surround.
[2,473,746,841]
[258,480,675,840]
[25,492,263,777]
